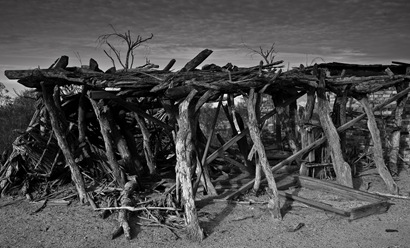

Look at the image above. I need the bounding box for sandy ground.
[1,169,410,248]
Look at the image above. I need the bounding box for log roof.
[5,50,410,103]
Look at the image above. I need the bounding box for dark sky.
[1,0,410,93]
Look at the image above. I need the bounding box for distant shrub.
[0,88,36,154]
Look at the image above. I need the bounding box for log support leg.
[175,90,204,241]
[358,96,399,194]
[389,81,409,176]
[317,71,353,187]
[247,89,281,219]
[41,83,88,203]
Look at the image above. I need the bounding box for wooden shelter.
[1,49,409,241]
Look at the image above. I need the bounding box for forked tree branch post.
[247,88,282,219]
[175,89,204,241]
[317,69,353,187]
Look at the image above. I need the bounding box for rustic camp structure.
[1,49,409,241]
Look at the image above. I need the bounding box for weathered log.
[41,83,88,203]
[389,81,409,176]
[317,70,353,187]
[89,99,125,186]
[163,59,176,71]
[181,49,213,72]
[247,89,281,219]
[175,90,204,241]
[115,180,138,240]
[358,96,399,195]
[49,55,69,69]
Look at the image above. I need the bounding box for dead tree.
[98,25,153,70]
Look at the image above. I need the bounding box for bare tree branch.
[242,42,276,66]
[98,25,154,70]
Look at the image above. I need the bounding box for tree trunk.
[317,71,353,187]
[41,83,88,203]
[247,89,281,219]
[358,96,399,194]
[175,90,204,241]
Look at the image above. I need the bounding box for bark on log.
[317,70,353,187]
[41,83,88,203]
[175,90,204,241]
[89,99,125,186]
[389,81,409,176]
[358,96,399,195]
[247,89,281,219]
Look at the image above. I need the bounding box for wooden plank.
[349,201,390,220]
[278,191,350,217]
[296,176,388,202]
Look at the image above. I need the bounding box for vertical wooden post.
[41,83,88,203]
[175,90,204,241]
[89,99,125,187]
[300,89,316,175]
[317,70,353,187]
[248,89,281,219]
[358,96,399,194]
[389,80,409,176]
